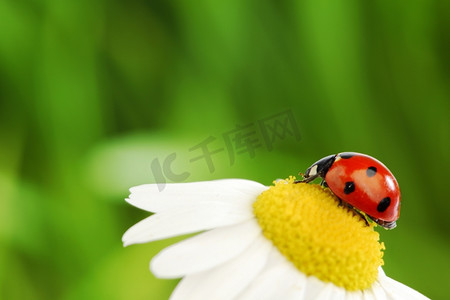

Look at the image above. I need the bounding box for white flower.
[122,178,429,300]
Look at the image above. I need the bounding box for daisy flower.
[122,177,429,300]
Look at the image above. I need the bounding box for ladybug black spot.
[366,166,377,177]
[344,181,355,194]
[377,197,391,212]
[339,153,354,159]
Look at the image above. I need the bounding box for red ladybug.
[297,152,400,229]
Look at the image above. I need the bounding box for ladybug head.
[301,154,336,183]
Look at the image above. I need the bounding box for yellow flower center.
[253,177,385,291]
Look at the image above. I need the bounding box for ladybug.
[297,152,400,229]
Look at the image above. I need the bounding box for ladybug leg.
[350,209,370,227]
[338,201,370,226]
[294,173,320,184]
[359,213,371,227]
[320,178,328,187]
[293,172,305,184]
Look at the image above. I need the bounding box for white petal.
[298,275,330,300]
[122,202,253,246]
[211,178,269,195]
[364,281,387,300]
[236,249,302,300]
[126,179,267,213]
[236,248,348,300]
[283,275,308,300]
[151,219,262,278]
[169,235,273,300]
[378,273,430,300]
[345,289,364,300]
[281,263,309,300]
[315,283,346,300]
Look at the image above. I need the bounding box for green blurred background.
[1,1,449,299]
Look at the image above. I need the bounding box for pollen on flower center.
[253,177,385,291]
